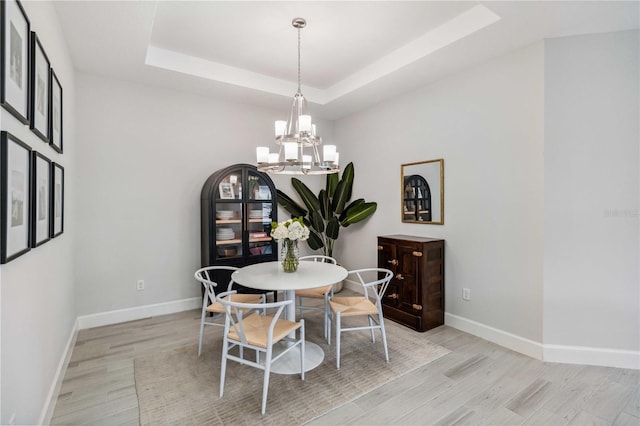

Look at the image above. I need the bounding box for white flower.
[270,217,309,242]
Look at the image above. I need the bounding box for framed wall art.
[49,69,62,153]
[51,161,63,237]
[31,150,50,247]
[29,31,50,143]
[1,131,31,263]
[0,0,30,123]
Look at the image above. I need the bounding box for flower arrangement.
[270,217,310,242]
[270,217,309,272]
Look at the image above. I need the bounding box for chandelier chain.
[297,26,301,93]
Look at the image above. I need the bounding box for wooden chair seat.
[295,284,332,298]
[329,296,379,317]
[206,293,263,313]
[227,313,302,348]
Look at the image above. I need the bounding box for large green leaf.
[326,173,339,199]
[319,189,332,220]
[339,198,364,223]
[326,217,340,239]
[276,189,307,218]
[341,162,355,202]
[307,230,324,250]
[340,202,377,227]
[310,210,325,233]
[331,180,349,214]
[292,178,321,213]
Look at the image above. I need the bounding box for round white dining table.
[232,260,348,374]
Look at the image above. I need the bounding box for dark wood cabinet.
[378,235,444,332]
[201,163,278,295]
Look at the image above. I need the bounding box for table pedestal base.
[270,342,324,374]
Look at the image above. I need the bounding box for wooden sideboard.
[377,235,444,332]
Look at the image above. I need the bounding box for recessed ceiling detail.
[52,1,640,119]
[145,4,501,105]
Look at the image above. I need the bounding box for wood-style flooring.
[51,305,639,425]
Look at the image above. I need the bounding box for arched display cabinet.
[201,163,278,294]
[403,174,432,222]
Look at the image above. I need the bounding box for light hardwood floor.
[51,307,639,425]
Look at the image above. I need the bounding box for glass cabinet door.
[246,171,274,259]
[215,170,243,259]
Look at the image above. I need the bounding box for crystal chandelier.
[256,18,339,175]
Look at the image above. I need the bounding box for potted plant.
[276,162,377,289]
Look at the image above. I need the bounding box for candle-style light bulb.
[256,147,269,163]
[299,115,312,132]
[284,142,298,161]
[323,145,336,162]
[302,155,311,170]
[275,120,286,137]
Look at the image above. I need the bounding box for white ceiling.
[53,1,639,120]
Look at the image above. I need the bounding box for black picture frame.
[51,161,63,238]
[1,131,31,263]
[49,68,62,153]
[29,31,50,143]
[31,150,51,247]
[0,0,30,123]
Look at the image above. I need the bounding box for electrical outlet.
[137,280,145,291]
[9,413,16,426]
[462,288,471,301]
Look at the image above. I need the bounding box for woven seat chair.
[328,268,394,369]
[217,291,305,415]
[295,255,337,341]
[194,266,265,356]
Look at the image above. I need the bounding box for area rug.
[134,312,449,425]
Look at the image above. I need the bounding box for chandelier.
[256,18,339,175]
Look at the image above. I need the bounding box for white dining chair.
[217,291,305,415]
[194,266,265,356]
[295,255,337,341]
[327,268,394,369]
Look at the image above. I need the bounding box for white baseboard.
[77,297,201,330]
[39,319,79,425]
[444,313,544,359]
[544,344,640,370]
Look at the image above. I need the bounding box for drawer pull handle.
[377,245,383,251]
[412,304,423,310]
[396,274,404,280]
[388,293,398,299]
[387,259,398,266]
[412,251,423,257]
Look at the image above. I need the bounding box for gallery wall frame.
[49,68,62,153]
[1,131,31,263]
[0,0,30,123]
[31,150,50,247]
[29,31,50,143]
[51,161,63,237]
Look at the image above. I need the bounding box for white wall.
[333,43,545,348]
[543,31,639,362]
[74,73,332,316]
[0,2,76,424]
